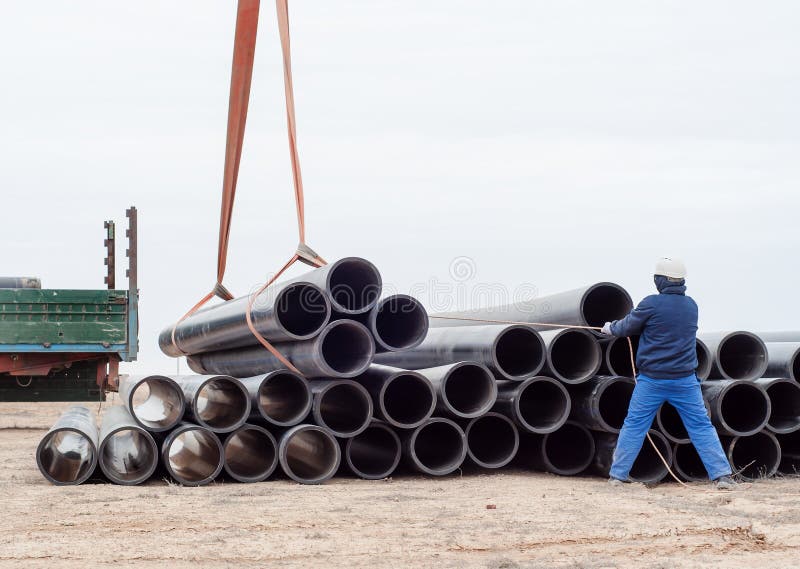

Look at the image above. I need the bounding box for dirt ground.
[2,402,799,568]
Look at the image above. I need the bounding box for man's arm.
[609,298,654,337]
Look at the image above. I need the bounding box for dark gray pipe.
[430,282,633,334]
[698,331,768,381]
[493,376,571,434]
[415,362,497,419]
[36,405,98,486]
[776,430,800,475]
[278,424,341,484]
[755,378,800,434]
[118,375,186,432]
[568,375,635,433]
[341,421,401,479]
[373,324,545,381]
[599,336,639,377]
[721,432,780,481]
[172,375,250,434]
[701,380,770,437]
[161,423,224,486]
[517,421,595,476]
[309,379,373,438]
[539,328,602,384]
[463,412,519,469]
[0,276,41,288]
[239,371,312,427]
[672,443,708,482]
[593,429,672,484]
[98,406,158,485]
[354,365,436,429]
[695,338,713,381]
[355,294,429,352]
[656,399,711,445]
[187,319,376,379]
[764,342,800,381]
[401,417,467,476]
[158,281,331,357]
[223,424,278,482]
[756,331,800,343]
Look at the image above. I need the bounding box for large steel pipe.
[518,421,595,476]
[764,342,800,381]
[755,378,800,434]
[415,362,497,419]
[672,443,708,482]
[161,423,224,486]
[0,276,41,288]
[695,338,713,381]
[599,336,639,377]
[374,324,545,381]
[341,421,401,479]
[493,376,570,434]
[593,430,672,484]
[355,365,436,429]
[172,375,250,434]
[309,379,373,438]
[430,282,633,333]
[36,405,98,486]
[187,319,376,379]
[463,412,519,469]
[239,371,312,427]
[698,331,768,381]
[722,432,780,481]
[757,331,800,343]
[223,424,278,482]
[401,418,467,476]
[118,375,185,432]
[656,400,711,445]
[159,282,331,357]
[701,380,770,437]
[568,375,635,433]
[98,406,158,485]
[357,294,429,352]
[539,329,602,384]
[278,424,341,484]
[776,431,800,475]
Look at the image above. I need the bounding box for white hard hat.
[654,257,687,279]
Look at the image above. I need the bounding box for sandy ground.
[2,402,800,568]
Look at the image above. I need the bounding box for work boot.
[714,476,737,490]
[608,477,626,487]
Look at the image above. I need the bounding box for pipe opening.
[543,422,594,475]
[696,340,712,380]
[130,377,183,431]
[729,432,780,480]
[166,428,222,485]
[38,429,96,485]
[549,331,599,382]
[347,425,401,479]
[657,402,689,443]
[466,414,518,468]
[777,431,800,475]
[582,284,633,328]
[282,427,339,483]
[328,259,381,313]
[276,283,330,338]
[317,383,371,436]
[718,334,767,380]
[196,378,249,431]
[443,364,496,418]
[100,428,156,484]
[629,431,670,483]
[674,443,707,481]
[225,427,277,481]
[321,322,374,375]
[373,296,428,351]
[720,383,769,435]
[518,379,569,432]
[495,327,543,378]
[764,381,800,433]
[598,380,634,432]
[383,374,435,427]
[258,373,311,425]
[606,337,639,377]
[412,420,465,475]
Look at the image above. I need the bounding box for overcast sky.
[2,1,798,374]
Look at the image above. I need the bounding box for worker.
[600,258,735,490]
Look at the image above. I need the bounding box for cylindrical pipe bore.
[223,424,278,483]
[699,331,769,381]
[600,336,639,377]
[593,430,672,484]
[539,329,602,384]
[364,294,429,352]
[161,423,224,486]
[755,378,800,434]
[278,424,341,484]
[518,420,595,476]
[37,406,98,486]
[656,399,711,445]
[98,406,158,485]
[672,443,709,482]
[695,338,713,381]
[463,412,520,469]
[401,418,467,476]
[240,371,312,427]
[568,375,634,433]
[342,421,402,479]
[356,365,436,429]
[416,362,497,419]
[173,375,250,433]
[310,379,373,438]
[118,375,185,432]
[722,432,780,481]
[494,376,571,434]
[776,430,800,475]
[701,380,770,437]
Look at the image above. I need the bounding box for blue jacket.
[609,276,698,379]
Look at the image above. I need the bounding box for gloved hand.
[600,322,613,336]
